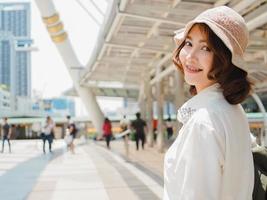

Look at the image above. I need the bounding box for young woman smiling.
[164,6,254,200]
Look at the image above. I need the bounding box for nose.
[186,47,198,61]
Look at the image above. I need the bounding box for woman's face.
[179,25,215,92]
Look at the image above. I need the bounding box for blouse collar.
[177,83,222,124]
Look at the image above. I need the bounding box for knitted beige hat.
[174,6,249,72]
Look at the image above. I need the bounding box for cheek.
[200,53,214,71]
[178,49,187,65]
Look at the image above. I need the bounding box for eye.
[184,40,192,47]
[201,46,211,52]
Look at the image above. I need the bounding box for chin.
[184,77,199,86]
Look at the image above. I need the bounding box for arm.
[178,122,225,199]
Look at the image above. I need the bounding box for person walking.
[120,115,130,156]
[42,116,55,154]
[131,112,147,150]
[1,117,12,153]
[165,117,173,140]
[66,123,77,154]
[102,118,112,149]
[164,6,254,199]
[63,115,73,139]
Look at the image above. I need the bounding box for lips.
[185,65,203,73]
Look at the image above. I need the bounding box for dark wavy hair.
[173,23,252,105]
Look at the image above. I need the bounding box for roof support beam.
[150,65,176,85]
[172,0,181,8]
[245,51,266,62]
[247,62,267,72]
[76,0,101,25]
[232,0,258,12]
[105,42,170,54]
[119,0,129,11]
[214,0,231,7]
[118,12,185,26]
[149,53,172,76]
[245,3,267,31]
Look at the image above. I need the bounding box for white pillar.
[138,80,146,119]
[34,0,104,135]
[155,66,164,153]
[145,77,153,147]
[251,93,267,147]
[173,70,185,135]
[140,99,146,122]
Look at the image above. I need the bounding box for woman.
[42,116,55,153]
[102,118,112,149]
[165,117,173,140]
[66,123,76,154]
[164,6,254,200]
[1,117,12,153]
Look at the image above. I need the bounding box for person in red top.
[102,118,112,149]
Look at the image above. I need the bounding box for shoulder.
[186,110,226,150]
[194,94,238,120]
[189,107,226,136]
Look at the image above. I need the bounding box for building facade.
[0,2,32,97]
[42,98,76,117]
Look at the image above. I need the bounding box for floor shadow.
[0,148,65,200]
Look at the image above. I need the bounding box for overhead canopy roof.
[80,0,267,96]
[64,85,139,99]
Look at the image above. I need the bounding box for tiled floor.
[0,139,167,200]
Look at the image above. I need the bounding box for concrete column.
[123,97,128,108]
[251,93,267,147]
[140,99,146,122]
[173,70,185,135]
[25,126,29,138]
[155,67,164,153]
[174,70,185,110]
[145,78,153,147]
[138,81,146,119]
[34,0,104,135]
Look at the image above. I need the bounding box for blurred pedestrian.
[131,113,147,150]
[65,123,77,154]
[102,118,112,149]
[42,116,55,153]
[1,117,11,153]
[165,117,173,139]
[152,118,158,142]
[120,115,130,156]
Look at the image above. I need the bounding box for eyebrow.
[186,35,208,43]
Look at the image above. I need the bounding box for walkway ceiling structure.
[80,0,267,99]
[64,85,139,99]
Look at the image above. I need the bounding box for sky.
[28,0,123,115]
[0,0,123,116]
[31,0,104,98]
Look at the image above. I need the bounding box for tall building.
[0,2,32,97]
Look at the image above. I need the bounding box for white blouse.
[164,84,254,200]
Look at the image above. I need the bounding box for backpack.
[252,146,267,200]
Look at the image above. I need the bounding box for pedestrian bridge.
[33,0,267,149]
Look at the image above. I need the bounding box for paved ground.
[0,138,168,200]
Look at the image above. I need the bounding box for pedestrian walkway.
[97,138,165,185]
[0,139,166,200]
